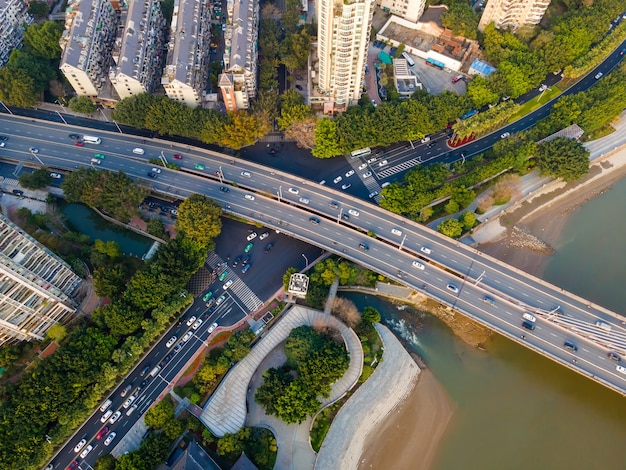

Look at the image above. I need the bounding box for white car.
[594,72,603,80]
[421,136,431,143]
[223,279,233,290]
[50,172,62,179]
[381,182,391,188]
[109,411,122,424]
[347,209,360,216]
[369,191,379,199]
[101,409,113,423]
[299,197,310,204]
[358,163,368,170]
[378,160,389,167]
[259,232,269,240]
[446,283,459,293]
[247,232,257,241]
[523,313,537,323]
[192,319,203,330]
[80,445,93,459]
[74,439,87,453]
[104,432,116,446]
[345,170,355,177]
[123,394,137,409]
[244,194,255,201]
[29,147,39,153]
[240,171,252,178]
[500,132,510,139]
[288,187,299,194]
[186,316,196,327]
[208,322,218,333]
[151,167,162,174]
[166,336,177,348]
[391,228,402,236]
[367,157,377,164]
[216,294,226,306]
[0,142,4,147]
[412,260,425,270]
[183,332,193,342]
[363,171,372,178]
[333,176,342,184]
[341,183,351,190]
[420,246,432,254]
[538,84,548,92]
[617,365,626,374]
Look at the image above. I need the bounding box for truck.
[149,366,161,377]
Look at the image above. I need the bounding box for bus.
[82,135,102,144]
[350,147,372,159]
[461,109,479,120]
[401,52,415,67]
[426,58,445,70]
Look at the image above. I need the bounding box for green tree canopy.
[437,218,464,238]
[0,68,37,107]
[18,167,52,189]
[175,194,223,247]
[68,96,98,114]
[362,306,381,323]
[535,137,590,182]
[23,21,64,60]
[144,396,176,430]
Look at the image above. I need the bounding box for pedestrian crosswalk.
[376,156,428,179]
[205,252,263,312]
[0,176,18,187]
[345,156,383,202]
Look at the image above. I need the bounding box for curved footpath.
[315,323,421,470]
[199,305,363,437]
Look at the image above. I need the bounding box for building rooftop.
[60,0,95,70]
[227,0,256,72]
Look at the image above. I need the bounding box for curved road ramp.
[199,305,363,437]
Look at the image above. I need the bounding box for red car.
[96,426,109,440]
[74,141,84,147]
[68,461,78,469]
[173,154,183,160]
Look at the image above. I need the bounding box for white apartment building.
[317,0,375,108]
[0,0,33,67]
[377,0,426,23]
[60,0,118,97]
[161,0,212,108]
[478,0,551,31]
[109,0,166,99]
[219,0,259,111]
[0,215,81,346]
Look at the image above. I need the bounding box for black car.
[232,256,242,267]
[265,242,274,253]
[140,365,150,376]
[68,134,80,140]
[359,243,369,251]
[329,201,339,209]
[147,172,158,178]
[564,341,578,352]
[427,141,436,148]
[220,186,229,192]
[309,217,320,225]
[241,254,251,264]
[295,84,303,91]
[341,213,350,221]
[608,352,621,362]
[0,135,8,141]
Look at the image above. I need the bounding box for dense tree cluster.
[535,137,590,182]
[255,326,349,424]
[18,167,52,189]
[62,167,148,223]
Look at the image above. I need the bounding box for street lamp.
[0,101,13,115]
[278,186,282,202]
[218,165,224,183]
[113,119,123,134]
[337,207,343,223]
[301,253,309,268]
[399,233,407,251]
[98,108,109,122]
[56,111,67,125]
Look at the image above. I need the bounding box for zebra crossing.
[345,156,383,201]
[375,156,429,179]
[0,176,18,187]
[205,252,263,312]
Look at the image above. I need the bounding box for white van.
[99,399,113,413]
[132,148,145,155]
[595,321,612,331]
[90,158,102,165]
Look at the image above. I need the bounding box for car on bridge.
[358,243,369,251]
[420,246,432,254]
[446,283,459,293]
[412,261,425,270]
[194,164,205,170]
[288,187,299,194]
[564,341,578,352]
[309,217,320,225]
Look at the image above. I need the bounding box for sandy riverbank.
[358,368,454,470]
[477,143,626,277]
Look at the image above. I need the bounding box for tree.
[218,112,270,149]
[312,119,344,158]
[94,454,117,470]
[444,199,460,215]
[112,93,161,128]
[461,211,477,230]
[0,68,38,107]
[217,428,250,457]
[437,219,464,238]
[283,267,298,290]
[45,323,67,343]
[28,1,50,18]
[175,194,222,247]
[280,29,312,71]
[146,218,169,240]
[362,306,381,323]
[7,49,56,92]
[23,21,64,60]
[535,137,590,182]
[18,167,52,189]
[94,239,122,259]
[0,344,20,368]
[68,96,98,114]
[441,2,479,39]
[144,397,176,430]
[93,265,127,298]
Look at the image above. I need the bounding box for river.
[342,178,626,469]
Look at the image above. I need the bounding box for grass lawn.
[509,86,561,122]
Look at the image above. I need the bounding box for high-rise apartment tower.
[478,0,551,32]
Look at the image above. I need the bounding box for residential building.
[218,0,259,111]
[109,0,166,99]
[478,0,551,32]
[161,0,212,108]
[60,0,119,97]
[0,215,81,346]
[0,0,33,67]
[377,0,426,23]
[317,0,375,108]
